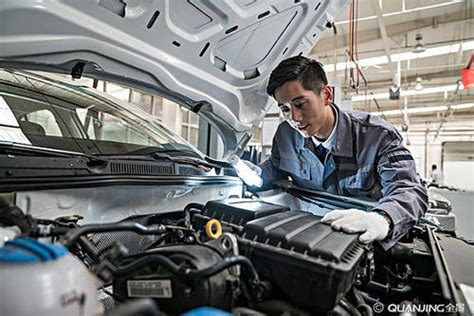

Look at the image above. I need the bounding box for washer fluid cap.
[0,238,68,263]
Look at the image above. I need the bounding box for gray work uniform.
[260,104,428,250]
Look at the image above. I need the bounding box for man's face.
[274,80,334,138]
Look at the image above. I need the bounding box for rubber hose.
[186,255,260,286]
[340,298,362,316]
[114,254,260,289]
[62,223,166,247]
[357,303,373,316]
[114,254,181,276]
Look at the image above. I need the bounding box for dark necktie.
[316,144,328,164]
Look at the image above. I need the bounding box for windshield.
[0,69,203,157]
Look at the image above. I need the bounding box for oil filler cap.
[0,238,68,263]
[205,219,222,240]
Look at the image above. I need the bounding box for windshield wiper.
[122,146,230,170]
[126,146,201,158]
[155,153,229,170]
[0,142,106,163]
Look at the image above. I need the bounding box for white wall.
[443,162,474,190]
[405,133,474,190]
[405,137,442,179]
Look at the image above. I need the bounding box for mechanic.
[254,56,428,250]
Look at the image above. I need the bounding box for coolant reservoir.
[0,238,100,316]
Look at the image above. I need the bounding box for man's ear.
[322,86,333,105]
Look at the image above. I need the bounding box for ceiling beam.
[310,11,470,57]
[356,68,466,88]
[374,0,394,78]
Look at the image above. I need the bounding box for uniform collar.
[311,104,338,151]
[294,104,353,157]
[331,104,353,157]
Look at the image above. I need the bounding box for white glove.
[321,209,390,244]
[242,160,262,176]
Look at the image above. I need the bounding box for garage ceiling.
[310,0,473,132]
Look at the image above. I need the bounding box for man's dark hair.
[266,56,328,97]
[432,164,437,170]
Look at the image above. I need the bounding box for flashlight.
[227,154,263,187]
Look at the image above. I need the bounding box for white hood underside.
[0,0,348,149]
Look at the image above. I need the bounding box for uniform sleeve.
[373,131,428,250]
[258,129,287,189]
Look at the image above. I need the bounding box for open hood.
[0,0,347,150]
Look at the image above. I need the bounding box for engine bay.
[2,194,468,316]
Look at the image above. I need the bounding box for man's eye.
[294,101,307,108]
[280,106,290,113]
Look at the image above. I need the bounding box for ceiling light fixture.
[352,84,464,102]
[370,103,474,117]
[323,40,474,72]
[414,74,423,91]
[413,33,426,54]
[334,0,464,25]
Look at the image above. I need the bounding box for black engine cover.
[200,199,289,226]
[239,210,366,313]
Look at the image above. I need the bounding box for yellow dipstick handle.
[205,219,222,240]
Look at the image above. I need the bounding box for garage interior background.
[48,0,474,191]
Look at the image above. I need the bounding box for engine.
[0,198,450,316]
[113,244,235,313]
[102,199,369,315]
[194,199,368,313]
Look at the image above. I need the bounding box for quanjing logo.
[373,302,384,313]
[372,302,465,314]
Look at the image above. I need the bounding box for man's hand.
[321,209,390,244]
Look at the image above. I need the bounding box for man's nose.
[291,107,302,122]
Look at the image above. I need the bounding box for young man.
[258,56,428,250]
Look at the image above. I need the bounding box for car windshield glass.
[0,70,202,157]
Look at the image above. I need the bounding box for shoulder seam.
[347,111,398,134]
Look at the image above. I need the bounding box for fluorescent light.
[324,41,474,73]
[371,103,474,116]
[334,1,464,25]
[352,84,463,102]
[452,103,474,110]
[353,92,389,102]
[391,43,460,62]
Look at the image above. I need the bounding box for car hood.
[0,0,347,151]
